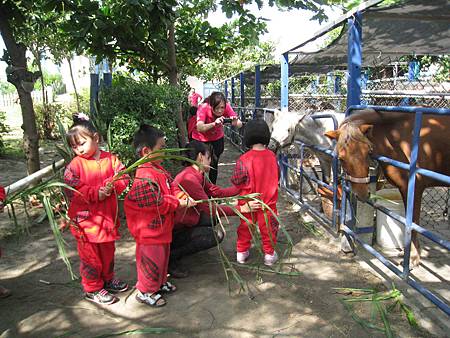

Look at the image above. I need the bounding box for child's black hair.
[132,124,165,157]
[183,140,209,166]
[243,119,271,148]
[66,114,98,146]
[188,106,198,117]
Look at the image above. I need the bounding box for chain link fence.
[362,55,450,232]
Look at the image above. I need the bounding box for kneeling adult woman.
[170,140,259,277]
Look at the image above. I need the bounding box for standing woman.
[192,92,243,184]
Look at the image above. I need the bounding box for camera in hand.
[222,118,233,124]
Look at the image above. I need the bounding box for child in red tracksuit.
[231,119,280,266]
[0,185,11,299]
[64,113,129,305]
[124,125,196,307]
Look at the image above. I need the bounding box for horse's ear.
[324,130,340,140]
[359,124,373,135]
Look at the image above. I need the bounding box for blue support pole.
[255,65,261,117]
[224,80,228,101]
[334,75,341,94]
[408,60,420,82]
[89,58,99,115]
[240,72,245,109]
[281,53,289,111]
[361,71,369,105]
[103,59,112,88]
[231,77,235,105]
[327,72,333,94]
[89,73,99,114]
[346,11,362,114]
[402,111,423,278]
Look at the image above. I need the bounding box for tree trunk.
[167,22,187,146]
[33,47,47,106]
[0,6,41,174]
[67,57,81,112]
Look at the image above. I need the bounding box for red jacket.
[0,186,5,202]
[124,163,179,244]
[231,149,278,209]
[171,166,239,229]
[64,151,129,243]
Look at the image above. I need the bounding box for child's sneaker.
[85,289,117,305]
[135,291,166,307]
[104,278,128,293]
[264,251,278,266]
[236,250,250,264]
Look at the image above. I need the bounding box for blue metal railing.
[224,104,450,317]
[342,105,450,316]
[219,0,450,319]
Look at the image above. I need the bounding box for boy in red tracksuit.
[64,114,129,305]
[125,125,196,307]
[0,185,11,299]
[231,119,280,266]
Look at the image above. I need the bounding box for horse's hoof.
[340,235,354,254]
[410,256,421,268]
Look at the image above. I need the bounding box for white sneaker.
[264,252,278,266]
[236,251,250,264]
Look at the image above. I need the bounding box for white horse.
[268,109,346,183]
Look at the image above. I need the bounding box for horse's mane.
[337,121,373,151]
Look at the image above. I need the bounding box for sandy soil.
[0,142,431,338]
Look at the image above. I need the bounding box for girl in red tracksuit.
[231,119,280,266]
[124,125,195,307]
[64,114,129,305]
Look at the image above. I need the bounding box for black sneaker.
[85,289,117,305]
[104,278,129,293]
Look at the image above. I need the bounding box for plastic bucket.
[375,189,405,249]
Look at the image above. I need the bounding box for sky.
[0,3,342,79]
[207,3,342,57]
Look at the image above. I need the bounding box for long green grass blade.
[92,326,176,338]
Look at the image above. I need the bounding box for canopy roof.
[241,0,449,83]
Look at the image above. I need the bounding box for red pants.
[136,243,169,294]
[77,241,115,292]
[237,209,279,255]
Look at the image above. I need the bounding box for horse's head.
[325,123,373,201]
[268,110,305,151]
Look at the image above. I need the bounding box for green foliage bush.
[0,111,11,155]
[0,82,15,95]
[98,76,185,165]
[34,103,72,140]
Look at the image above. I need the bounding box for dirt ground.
[0,142,433,338]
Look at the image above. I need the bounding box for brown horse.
[325,108,450,267]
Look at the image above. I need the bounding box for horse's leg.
[410,187,424,268]
[318,155,332,183]
[400,186,423,268]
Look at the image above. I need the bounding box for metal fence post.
[281,52,289,112]
[224,80,228,101]
[240,72,245,110]
[255,65,261,118]
[103,59,112,88]
[346,11,362,114]
[231,77,235,106]
[89,57,99,115]
[402,111,423,278]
